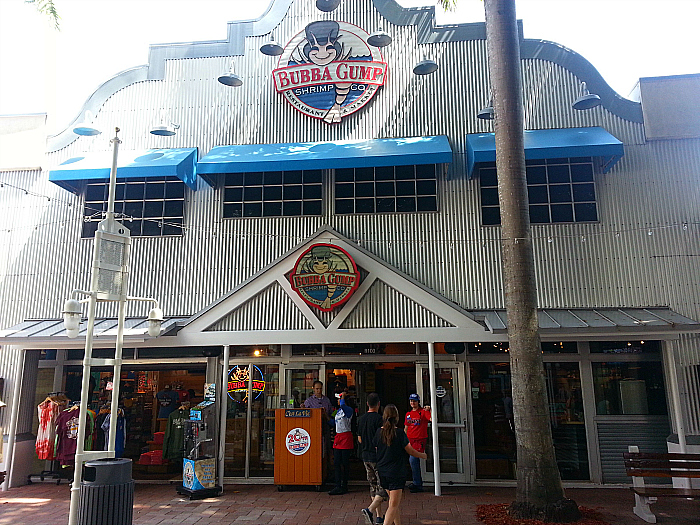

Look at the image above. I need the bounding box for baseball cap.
[409,394,420,402]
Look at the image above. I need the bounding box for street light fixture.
[62,299,82,338]
[65,128,161,525]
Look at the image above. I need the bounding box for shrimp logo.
[227,365,266,403]
[272,21,387,124]
[289,244,359,311]
[285,427,311,456]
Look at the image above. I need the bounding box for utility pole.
[483,0,579,520]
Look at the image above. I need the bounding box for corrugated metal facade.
[0,0,698,463]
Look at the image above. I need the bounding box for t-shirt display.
[374,427,410,482]
[101,411,127,458]
[156,389,180,419]
[54,407,94,465]
[163,407,190,460]
[357,411,383,462]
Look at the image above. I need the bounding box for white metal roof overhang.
[476,308,700,340]
[0,317,184,347]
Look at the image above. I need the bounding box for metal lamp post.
[65,128,162,525]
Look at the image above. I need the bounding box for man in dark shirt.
[301,380,333,480]
[357,393,387,525]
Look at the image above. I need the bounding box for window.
[592,362,667,415]
[589,340,660,354]
[335,164,438,214]
[223,170,322,218]
[479,157,597,225]
[82,176,185,238]
[467,341,578,354]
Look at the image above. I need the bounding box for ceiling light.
[413,57,438,76]
[218,62,243,87]
[477,99,494,120]
[316,0,341,12]
[572,81,602,110]
[367,28,392,48]
[73,110,101,136]
[260,33,284,56]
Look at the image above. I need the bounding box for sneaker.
[361,508,373,525]
[376,518,384,524]
[409,485,424,493]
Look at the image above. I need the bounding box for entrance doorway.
[321,363,416,482]
[416,363,470,484]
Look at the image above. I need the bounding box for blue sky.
[1,0,698,133]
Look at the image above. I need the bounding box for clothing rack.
[27,461,72,485]
[28,392,72,485]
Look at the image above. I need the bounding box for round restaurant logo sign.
[286,427,311,456]
[289,243,360,312]
[227,365,266,403]
[272,20,387,124]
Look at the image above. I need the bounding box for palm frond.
[25,0,60,30]
[437,0,459,11]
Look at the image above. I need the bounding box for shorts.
[379,474,406,492]
[363,461,388,500]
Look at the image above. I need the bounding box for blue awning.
[466,127,624,178]
[197,136,453,174]
[49,148,200,193]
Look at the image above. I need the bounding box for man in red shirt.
[404,393,431,493]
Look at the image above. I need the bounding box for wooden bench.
[624,445,700,523]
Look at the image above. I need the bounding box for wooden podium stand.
[274,408,324,490]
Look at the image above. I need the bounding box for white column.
[108,298,127,453]
[67,293,97,525]
[218,345,229,490]
[427,342,441,496]
[663,343,690,489]
[3,348,25,491]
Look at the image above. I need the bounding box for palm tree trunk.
[483,0,579,520]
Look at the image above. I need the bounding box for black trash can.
[78,458,134,525]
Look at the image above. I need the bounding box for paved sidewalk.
[0,482,698,524]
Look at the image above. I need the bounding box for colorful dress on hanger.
[36,399,60,460]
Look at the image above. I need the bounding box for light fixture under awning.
[475,308,700,338]
[197,136,453,174]
[466,127,624,178]
[49,148,203,193]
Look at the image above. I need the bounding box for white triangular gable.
[174,227,488,345]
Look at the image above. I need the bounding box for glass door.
[284,366,321,408]
[223,363,279,478]
[417,363,470,484]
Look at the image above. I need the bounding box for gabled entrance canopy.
[174,226,490,346]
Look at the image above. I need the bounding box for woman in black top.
[374,404,427,525]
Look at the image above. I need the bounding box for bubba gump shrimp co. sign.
[289,244,360,312]
[272,20,387,124]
